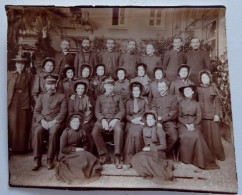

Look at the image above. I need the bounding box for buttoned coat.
[8,70,33,109]
[95,93,125,122]
[54,52,75,75]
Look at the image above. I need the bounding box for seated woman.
[123,81,149,168]
[62,64,78,101]
[113,67,130,104]
[197,70,225,161]
[68,80,94,152]
[177,84,219,170]
[131,110,174,184]
[56,113,102,184]
[32,57,63,103]
[131,63,151,97]
[170,64,194,102]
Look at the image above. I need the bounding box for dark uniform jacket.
[185,49,210,84]
[54,51,75,76]
[8,70,33,109]
[140,55,162,78]
[119,52,140,78]
[74,50,97,78]
[97,50,120,76]
[151,93,178,123]
[197,84,221,119]
[113,79,130,103]
[32,71,63,101]
[33,92,67,123]
[163,49,186,77]
[95,93,125,122]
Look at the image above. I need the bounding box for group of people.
[8,36,225,184]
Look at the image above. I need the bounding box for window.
[112,8,126,26]
[149,8,163,27]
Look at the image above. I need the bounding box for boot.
[32,158,42,171]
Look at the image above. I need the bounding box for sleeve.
[114,96,125,120]
[95,96,105,121]
[203,51,210,70]
[194,103,202,126]
[169,81,175,95]
[31,75,40,101]
[151,97,157,112]
[54,96,68,123]
[74,53,79,77]
[119,54,124,67]
[68,98,75,116]
[34,95,44,123]
[125,101,133,122]
[162,51,170,70]
[60,130,76,154]
[156,124,167,151]
[211,85,221,117]
[57,79,64,94]
[83,96,93,123]
[160,97,178,122]
[178,102,187,126]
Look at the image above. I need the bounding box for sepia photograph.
[5,5,238,193]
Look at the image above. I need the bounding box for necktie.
[133,98,139,113]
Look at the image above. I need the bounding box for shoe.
[99,154,110,165]
[32,158,41,171]
[126,163,132,169]
[47,159,54,170]
[114,155,122,169]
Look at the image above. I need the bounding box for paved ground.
[9,138,237,194]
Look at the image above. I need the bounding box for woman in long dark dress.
[68,80,94,152]
[56,113,102,184]
[197,70,225,161]
[123,82,149,168]
[131,111,174,183]
[8,55,33,153]
[177,84,219,170]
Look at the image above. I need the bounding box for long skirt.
[178,123,219,170]
[123,122,144,164]
[56,151,102,184]
[131,151,174,183]
[8,92,31,152]
[201,120,225,161]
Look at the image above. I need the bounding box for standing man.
[91,77,125,169]
[97,39,120,77]
[151,80,178,155]
[140,43,162,78]
[119,40,140,78]
[163,37,186,82]
[185,37,210,85]
[32,75,67,171]
[74,38,97,78]
[54,39,75,77]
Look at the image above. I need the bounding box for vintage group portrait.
[6,5,238,193]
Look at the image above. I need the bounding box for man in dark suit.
[97,39,120,77]
[185,37,210,85]
[140,43,162,78]
[163,37,186,82]
[119,40,140,78]
[74,38,97,78]
[32,75,67,171]
[54,39,75,77]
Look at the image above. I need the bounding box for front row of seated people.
[31,60,225,184]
